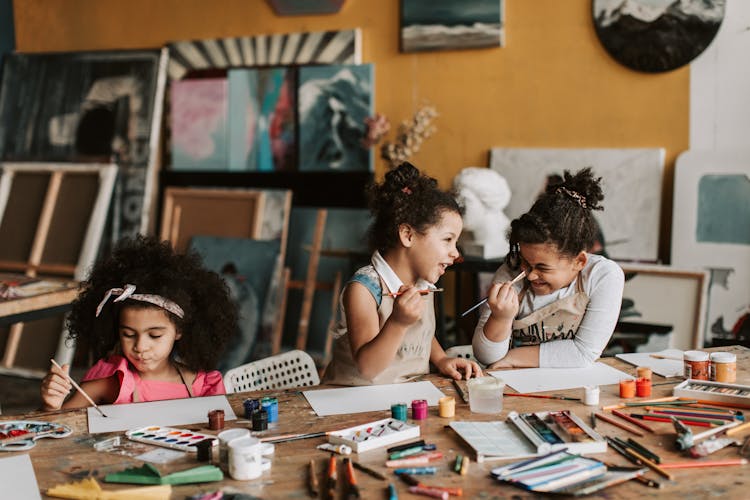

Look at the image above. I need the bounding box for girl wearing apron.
[472,168,624,368]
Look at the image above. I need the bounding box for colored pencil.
[594,412,644,437]
[50,359,108,418]
[459,271,526,317]
[611,409,655,433]
[639,413,728,425]
[604,436,642,466]
[602,396,681,411]
[659,459,748,469]
[308,459,318,497]
[352,461,387,481]
[683,398,750,410]
[622,447,673,480]
[649,409,739,421]
[504,393,581,401]
[625,438,662,464]
[601,461,661,489]
[629,414,713,428]
[382,288,444,297]
[388,483,398,500]
[261,431,328,443]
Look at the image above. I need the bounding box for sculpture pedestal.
[460,239,507,260]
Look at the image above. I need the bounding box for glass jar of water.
[467,376,505,414]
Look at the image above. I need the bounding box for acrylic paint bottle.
[710,352,737,383]
[683,350,710,380]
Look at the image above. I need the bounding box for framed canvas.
[159,187,265,254]
[592,0,725,73]
[167,29,361,81]
[617,263,709,351]
[489,147,664,262]
[401,0,505,52]
[0,162,117,374]
[298,64,373,172]
[672,150,750,345]
[0,49,167,241]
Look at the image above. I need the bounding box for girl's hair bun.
[546,167,604,211]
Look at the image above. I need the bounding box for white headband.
[95,284,185,319]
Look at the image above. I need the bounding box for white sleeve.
[471,265,513,365]
[539,259,624,368]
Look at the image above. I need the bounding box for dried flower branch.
[362,106,438,169]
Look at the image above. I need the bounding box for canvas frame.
[618,263,709,350]
[159,187,266,254]
[0,162,118,374]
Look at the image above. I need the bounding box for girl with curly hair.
[41,235,237,410]
[472,168,624,369]
[323,162,482,385]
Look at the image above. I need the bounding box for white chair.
[223,349,320,393]
[445,345,486,368]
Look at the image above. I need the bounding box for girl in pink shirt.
[41,235,237,409]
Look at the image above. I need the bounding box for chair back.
[224,349,320,393]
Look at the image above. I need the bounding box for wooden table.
[4,346,749,499]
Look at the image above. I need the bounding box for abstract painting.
[0,49,167,244]
[489,147,664,262]
[170,78,228,170]
[228,68,296,171]
[593,0,725,73]
[672,151,750,346]
[167,29,361,80]
[401,0,504,52]
[298,64,373,171]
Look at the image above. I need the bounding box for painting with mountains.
[593,0,725,73]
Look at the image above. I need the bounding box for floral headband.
[95,284,185,319]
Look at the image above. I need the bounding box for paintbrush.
[504,393,581,402]
[50,359,108,418]
[382,288,444,297]
[649,354,683,361]
[460,270,526,317]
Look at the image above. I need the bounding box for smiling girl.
[323,162,482,385]
[41,236,237,410]
[472,168,624,369]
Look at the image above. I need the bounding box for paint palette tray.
[0,420,72,451]
[673,379,750,408]
[328,417,420,453]
[126,426,218,452]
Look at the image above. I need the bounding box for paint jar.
[391,403,408,422]
[467,376,504,414]
[218,428,251,471]
[411,399,428,420]
[619,379,636,398]
[636,377,652,397]
[243,398,260,419]
[252,409,268,431]
[228,436,263,480]
[208,409,225,430]
[636,366,652,381]
[684,350,710,380]
[196,438,214,462]
[438,396,455,418]
[583,385,600,406]
[710,352,737,383]
[260,397,278,423]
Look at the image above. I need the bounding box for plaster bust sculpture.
[453,167,511,259]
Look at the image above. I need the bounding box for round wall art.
[592,0,725,73]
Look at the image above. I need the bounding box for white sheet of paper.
[616,349,684,377]
[0,454,41,500]
[87,395,237,433]
[488,362,633,393]
[303,381,445,416]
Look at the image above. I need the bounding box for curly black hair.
[66,235,237,371]
[366,162,463,253]
[508,167,604,258]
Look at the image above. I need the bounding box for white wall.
[690,0,750,150]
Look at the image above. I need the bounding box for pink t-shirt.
[82,355,225,404]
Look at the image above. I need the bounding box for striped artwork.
[168,29,361,80]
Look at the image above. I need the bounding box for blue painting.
[697,174,750,245]
[228,68,296,171]
[298,64,373,172]
[401,0,504,52]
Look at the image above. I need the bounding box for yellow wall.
[12,0,688,260]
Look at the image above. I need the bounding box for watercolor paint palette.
[0,420,72,451]
[126,426,218,453]
[673,379,750,408]
[328,417,420,453]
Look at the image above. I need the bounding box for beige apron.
[132,363,194,402]
[511,277,589,348]
[323,276,435,386]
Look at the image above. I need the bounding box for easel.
[0,163,117,377]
